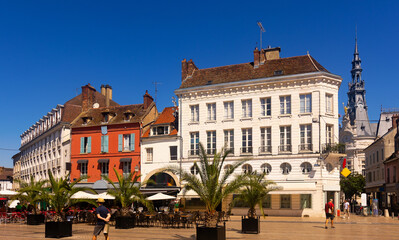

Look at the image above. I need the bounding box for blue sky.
[0,0,398,167]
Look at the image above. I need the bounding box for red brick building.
[70,86,157,188]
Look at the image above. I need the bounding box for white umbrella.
[71,191,98,199]
[8,200,20,208]
[97,192,115,200]
[0,190,18,196]
[147,193,176,201]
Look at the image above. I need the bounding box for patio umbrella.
[0,190,18,196]
[70,191,98,199]
[9,200,20,208]
[147,193,176,201]
[97,192,115,200]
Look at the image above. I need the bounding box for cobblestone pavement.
[1,215,399,240]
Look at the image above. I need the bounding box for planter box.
[27,214,45,225]
[196,223,226,240]
[115,216,135,229]
[241,216,260,234]
[45,221,72,238]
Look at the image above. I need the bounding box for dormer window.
[124,112,134,121]
[82,117,92,125]
[151,125,170,136]
[102,111,114,123]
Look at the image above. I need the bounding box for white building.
[174,47,344,217]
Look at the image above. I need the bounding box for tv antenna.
[152,81,161,104]
[257,21,266,49]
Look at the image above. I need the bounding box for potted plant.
[168,143,247,240]
[103,168,152,229]
[233,172,275,234]
[44,171,96,238]
[15,176,47,225]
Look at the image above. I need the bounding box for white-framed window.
[299,125,312,151]
[118,134,135,152]
[279,96,291,115]
[151,126,170,136]
[190,132,199,156]
[300,94,312,113]
[190,165,199,175]
[207,103,216,121]
[80,137,91,154]
[300,194,312,209]
[224,130,234,153]
[224,101,234,119]
[261,163,272,175]
[241,99,252,118]
[242,164,253,174]
[123,162,131,177]
[123,135,131,151]
[300,162,313,174]
[206,131,216,155]
[190,105,199,122]
[260,127,272,153]
[260,98,271,116]
[326,125,333,145]
[241,128,253,154]
[280,162,292,175]
[326,94,333,113]
[224,164,233,172]
[169,146,178,161]
[146,148,153,162]
[80,162,88,177]
[279,126,291,153]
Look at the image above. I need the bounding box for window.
[280,163,292,175]
[241,99,252,118]
[260,127,272,153]
[151,126,170,136]
[207,103,216,121]
[100,162,109,176]
[300,194,312,209]
[260,98,271,116]
[224,130,234,154]
[279,126,291,153]
[280,195,291,209]
[123,162,131,177]
[224,101,234,119]
[279,96,291,115]
[326,163,334,172]
[241,128,253,154]
[190,105,199,122]
[300,94,312,113]
[224,164,233,173]
[242,164,253,174]
[101,135,109,153]
[80,162,87,177]
[190,132,199,156]
[262,195,271,208]
[326,125,333,145]
[261,163,272,175]
[300,162,313,174]
[118,134,135,152]
[394,166,397,183]
[206,131,216,155]
[190,165,199,175]
[146,148,153,162]
[170,146,178,160]
[80,137,91,154]
[326,94,333,113]
[299,125,312,151]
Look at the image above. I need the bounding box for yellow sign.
[341,167,351,177]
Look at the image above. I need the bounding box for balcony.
[259,146,272,155]
[240,147,253,155]
[298,144,313,153]
[322,143,345,154]
[188,150,199,157]
[206,148,216,155]
[279,145,292,153]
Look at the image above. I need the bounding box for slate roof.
[179,55,329,89]
[142,107,178,138]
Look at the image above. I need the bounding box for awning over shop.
[98,159,109,163]
[120,158,132,163]
[77,159,88,164]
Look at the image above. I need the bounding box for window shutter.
[101,136,104,152]
[80,137,84,154]
[118,134,123,152]
[87,137,91,153]
[104,136,109,153]
[130,133,135,151]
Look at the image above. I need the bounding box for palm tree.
[233,172,275,218]
[45,171,96,222]
[15,176,48,215]
[103,168,152,216]
[169,143,247,227]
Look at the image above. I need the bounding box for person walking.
[325,199,335,229]
[344,199,350,219]
[92,198,111,240]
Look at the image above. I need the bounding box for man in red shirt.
[325,199,335,229]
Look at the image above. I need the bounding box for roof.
[142,107,178,138]
[71,104,147,128]
[179,55,329,89]
[0,167,13,181]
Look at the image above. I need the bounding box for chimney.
[105,85,112,107]
[81,84,96,112]
[101,85,106,96]
[253,47,260,68]
[181,59,197,82]
[143,90,154,109]
[392,114,399,131]
[260,49,266,65]
[264,46,281,60]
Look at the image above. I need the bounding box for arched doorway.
[147,172,177,188]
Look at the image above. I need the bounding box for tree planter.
[241,216,260,234]
[196,222,226,240]
[115,216,135,229]
[45,221,72,238]
[27,214,45,225]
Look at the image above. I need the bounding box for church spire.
[351,32,362,83]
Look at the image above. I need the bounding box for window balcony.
[278,145,292,153]
[298,144,313,152]
[188,150,199,157]
[206,149,216,155]
[259,146,272,155]
[322,143,346,154]
[240,147,253,155]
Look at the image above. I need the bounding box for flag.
[257,22,265,32]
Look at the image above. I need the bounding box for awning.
[120,158,132,163]
[98,159,109,163]
[77,159,88,164]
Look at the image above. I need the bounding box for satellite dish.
[93,103,100,108]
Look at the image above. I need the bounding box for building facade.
[175,47,343,217]
[12,153,21,190]
[0,167,13,191]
